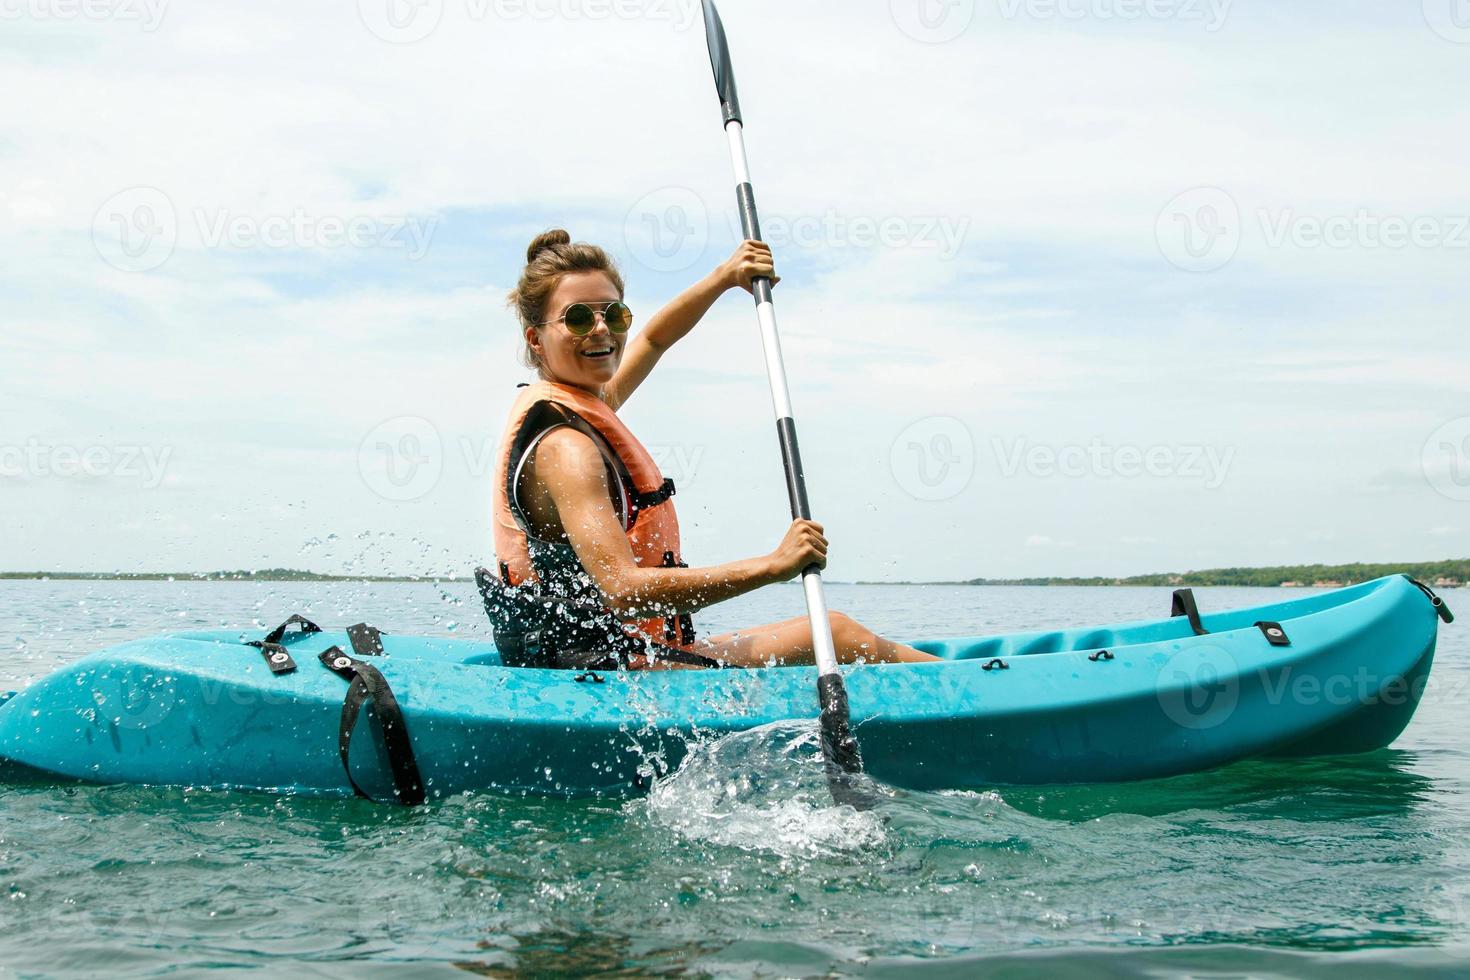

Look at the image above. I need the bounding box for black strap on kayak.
[259,614,322,645]
[346,622,385,657]
[1256,621,1291,646]
[245,614,323,674]
[1171,589,1209,635]
[1407,577,1456,624]
[318,646,425,806]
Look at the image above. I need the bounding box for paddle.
[697,0,875,811]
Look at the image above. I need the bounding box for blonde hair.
[506,229,625,372]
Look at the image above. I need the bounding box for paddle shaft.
[700,0,866,791]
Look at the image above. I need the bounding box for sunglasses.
[540,301,634,336]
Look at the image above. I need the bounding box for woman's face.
[528,271,625,391]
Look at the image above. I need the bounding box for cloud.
[2,0,1468,579]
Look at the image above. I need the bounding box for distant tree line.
[957,559,1470,587]
[0,568,448,582]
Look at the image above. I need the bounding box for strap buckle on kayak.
[1256,621,1291,647]
[1408,577,1456,625]
[255,641,297,674]
[1088,649,1115,662]
[982,658,1009,671]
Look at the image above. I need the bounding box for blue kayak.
[0,575,1451,802]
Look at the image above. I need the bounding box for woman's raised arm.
[603,240,777,410]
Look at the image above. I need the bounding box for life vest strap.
[658,551,697,647]
[629,477,676,523]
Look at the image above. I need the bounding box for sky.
[1,0,1468,582]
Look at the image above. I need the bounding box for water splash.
[635,721,889,860]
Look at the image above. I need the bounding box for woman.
[489,229,939,669]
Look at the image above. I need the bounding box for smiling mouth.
[581,346,616,360]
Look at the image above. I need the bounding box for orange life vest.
[490,380,696,650]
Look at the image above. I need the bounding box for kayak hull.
[0,576,1445,799]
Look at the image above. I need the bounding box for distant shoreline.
[863,558,1468,588]
[2,559,1465,588]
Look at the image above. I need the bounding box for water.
[1,580,1468,977]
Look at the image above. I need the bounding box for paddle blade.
[817,673,878,810]
[700,0,742,124]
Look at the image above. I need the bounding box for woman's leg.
[692,611,940,668]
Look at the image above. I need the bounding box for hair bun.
[526,229,571,263]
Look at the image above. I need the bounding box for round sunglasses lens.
[605,302,632,333]
[563,304,595,335]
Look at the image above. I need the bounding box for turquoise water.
[1,580,1467,977]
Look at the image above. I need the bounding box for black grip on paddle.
[775,417,812,521]
[735,182,761,240]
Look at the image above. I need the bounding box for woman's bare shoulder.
[527,426,606,489]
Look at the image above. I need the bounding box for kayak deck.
[0,575,1448,800]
